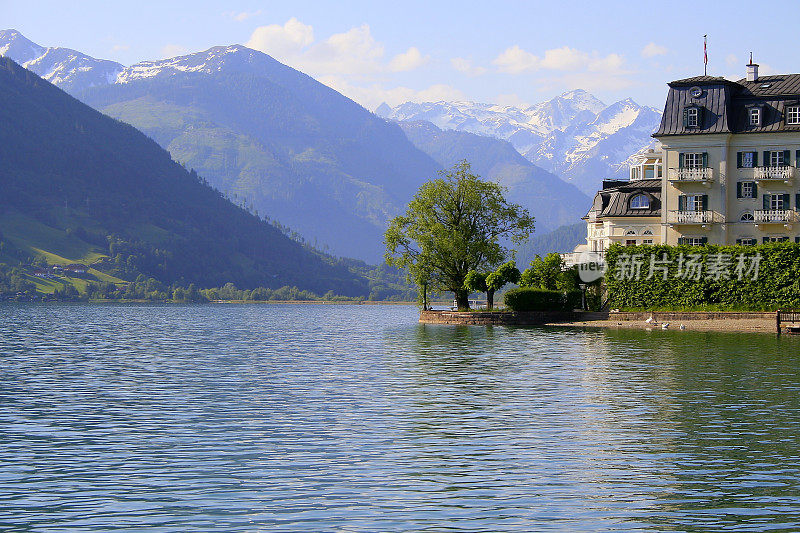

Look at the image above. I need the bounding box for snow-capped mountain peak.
[0,29,123,93]
[383,92,661,194]
[0,29,44,64]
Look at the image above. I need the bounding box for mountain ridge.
[381,91,662,194]
[0,55,368,296]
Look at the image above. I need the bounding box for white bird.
[645,316,654,324]
[662,323,670,329]
[680,324,686,330]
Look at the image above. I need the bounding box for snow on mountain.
[0,29,123,93]
[115,45,256,84]
[382,90,662,195]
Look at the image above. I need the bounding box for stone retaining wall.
[419,310,575,326]
[420,309,779,326]
[606,311,778,321]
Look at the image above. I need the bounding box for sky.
[5,0,799,111]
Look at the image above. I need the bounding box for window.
[736,152,758,168]
[787,106,800,125]
[679,237,706,246]
[767,193,789,211]
[684,153,703,168]
[770,150,786,167]
[765,236,790,243]
[642,239,654,245]
[686,107,699,127]
[625,230,637,235]
[643,230,653,235]
[686,194,705,211]
[740,212,754,222]
[625,239,637,246]
[630,194,650,209]
[749,107,761,126]
[740,181,755,198]
[737,238,757,246]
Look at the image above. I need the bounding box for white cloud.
[111,44,130,53]
[450,57,487,76]
[725,53,738,67]
[301,24,384,76]
[641,42,668,58]
[319,75,465,110]
[246,18,314,61]
[493,45,539,74]
[540,46,588,71]
[225,10,263,22]
[493,45,625,75]
[389,47,429,72]
[588,53,624,72]
[161,44,188,59]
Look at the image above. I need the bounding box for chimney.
[747,53,759,82]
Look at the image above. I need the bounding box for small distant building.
[65,264,87,274]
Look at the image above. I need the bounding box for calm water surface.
[1,303,800,531]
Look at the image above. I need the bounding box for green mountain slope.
[74,46,441,261]
[0,57,368,296]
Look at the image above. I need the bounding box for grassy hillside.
[0,57,369,297]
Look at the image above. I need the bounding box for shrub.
[504,288,570,312]
[605,242,800,310]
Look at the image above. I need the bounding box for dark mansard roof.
[585,179,661,219]
[655,73,800,136]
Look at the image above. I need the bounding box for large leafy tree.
[385,161,534,310]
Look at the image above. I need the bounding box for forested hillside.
[0,57,369,297]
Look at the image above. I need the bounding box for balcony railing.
[754,166,794,181]
[667,210,717,224]
[668,168,714,182]
[754,209,796,223]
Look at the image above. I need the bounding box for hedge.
[504,288,579,312]
[605,242,800,310]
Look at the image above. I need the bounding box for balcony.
[668,168,714,183]
[667,210,718,224]
[754,209,796,224]
[754,166,794,182]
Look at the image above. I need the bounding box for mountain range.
[0,29,596,261]
[379,90,663,195]
[0,55,367,296]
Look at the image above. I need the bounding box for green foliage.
[520,253,578,292]
[486,261,521,291]
[504,288,572,312]
[605,242,800,310]
[385,160,534,310]
[464,271,488,293]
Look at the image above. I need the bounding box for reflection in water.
[1,304,800,531]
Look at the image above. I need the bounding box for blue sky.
[5,0,797,110]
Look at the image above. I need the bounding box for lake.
[1,303,799,531]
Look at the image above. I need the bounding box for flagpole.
[704,35,707,75]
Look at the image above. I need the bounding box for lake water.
[1,303,800,531]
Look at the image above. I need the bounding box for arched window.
[630,194,650,209]
[625,230,637,235]
[643,230,653,235]
[741,212,755,222]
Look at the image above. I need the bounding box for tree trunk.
[487,289,494,311]
[422,283,428,310]
[455,289,470,311]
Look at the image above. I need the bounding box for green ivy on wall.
[605,242,800,310]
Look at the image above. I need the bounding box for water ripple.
[1,303,799,531]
